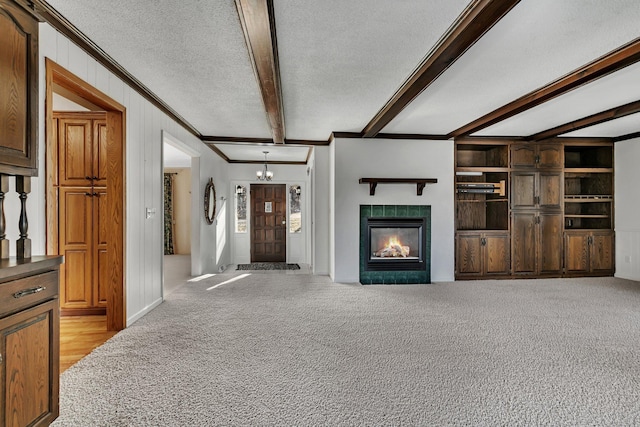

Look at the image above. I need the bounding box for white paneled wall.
[0,23,229,326]
[614,138,640,281]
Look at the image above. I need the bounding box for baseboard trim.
[126,297,163,326]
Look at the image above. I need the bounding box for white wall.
[228,163,310,265]
[312,146,331,275]
[1,23,228,326]
[332,138,455,283]
[614,137,640,280]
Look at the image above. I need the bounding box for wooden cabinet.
[512,211,563,275]
[564,231,614,275]
[456,231,510,277]
[54,113,108,314]
[455,140,510,278]
[456,139,613,280]
[0,0,38,176]
[511,171,563,210]
[511,143,563,169]
[0,256,62,427]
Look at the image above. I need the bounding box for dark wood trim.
[455,136,525,143]
[229,160,307,165]
[361,0,521,138]
[305,146,313,164]
[201,135,331,146]
[376,133,451,140]
[204,144,231,162]
[32,0,201,139]
[235,0,286,143]
[359,178,438,196]
[202,136,273,144]
[46,59,126,331]
[613,131,640,142]
[333,132,364,139]
[333,132,451,140]
[452,37,640,137]
[538,136,614,144]
[530,100,640,141]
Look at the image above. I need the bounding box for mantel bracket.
[359,178,438,196]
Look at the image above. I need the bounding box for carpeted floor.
[53,274,640,426]
[236,262,300,270]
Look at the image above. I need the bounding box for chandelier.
[256,151,273,181]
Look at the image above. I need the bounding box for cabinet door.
[564,231,590,273]
[0,299,59,427]
[590,231,614,273]
[58,118,93,186]
[511,144,536,168]
[538,172,562,210]
[94,189,109,307]
[93,119,108,187]
[512,212,537,274]
[485,233,510,275]
[511,172,536,209]
[456,233,482,275]
[0,1,38,174]
[59,188,93,309]
[537,144,563,168]
[539,213,563,274]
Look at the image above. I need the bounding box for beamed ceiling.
[38,0,640,163]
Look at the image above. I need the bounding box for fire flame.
[386,236,402,248]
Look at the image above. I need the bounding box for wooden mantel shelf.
[359,178,438,196]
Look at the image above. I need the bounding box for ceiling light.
[256,151,273,181]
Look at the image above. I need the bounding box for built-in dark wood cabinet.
[0,0,39,176]
[456,231,510,277]
[455,138,614,280]
[563,141,614,275]
[512,211,563,275]
[510,143,563,169]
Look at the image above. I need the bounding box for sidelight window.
[235,185,247,233]
[289,185,301,233]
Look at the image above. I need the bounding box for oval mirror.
[204,177,216,225]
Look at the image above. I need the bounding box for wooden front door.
[251,184,286,262]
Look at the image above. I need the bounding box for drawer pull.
[13,286,47,299]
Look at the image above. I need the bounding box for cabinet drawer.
[0,271,59,318]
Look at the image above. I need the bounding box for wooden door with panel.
[250,184,287,262]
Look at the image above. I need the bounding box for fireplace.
[360,205,431,284]
[365,218,426,271]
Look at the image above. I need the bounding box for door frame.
[45,59,126,331]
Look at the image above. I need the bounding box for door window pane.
[289,185,301,233]
[235,185,247,233]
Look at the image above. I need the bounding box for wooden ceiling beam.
[361,0,521,138]
[235,0,286,143]
[451,37,640,138]
[530,99,640,141]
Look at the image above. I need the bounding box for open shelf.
[564,145,613,168]
[456,143,508,168]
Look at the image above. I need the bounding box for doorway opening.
[45,59,126,331]
[162,137,196,296]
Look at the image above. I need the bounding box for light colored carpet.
[52,274,640,426]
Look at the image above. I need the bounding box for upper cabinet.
[511,143,563,169]
[0,0,39,176]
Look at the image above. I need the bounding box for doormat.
[236,263,300,271]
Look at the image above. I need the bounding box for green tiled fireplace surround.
[360,205,431,284]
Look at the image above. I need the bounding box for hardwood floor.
[60,315,117,373]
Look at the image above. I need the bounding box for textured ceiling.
[43,0,640,162]
[476,61,640,136]
[382,0,640,135]
[274,0,469,140]
[213,144,310,162]
[46,0,272,138]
